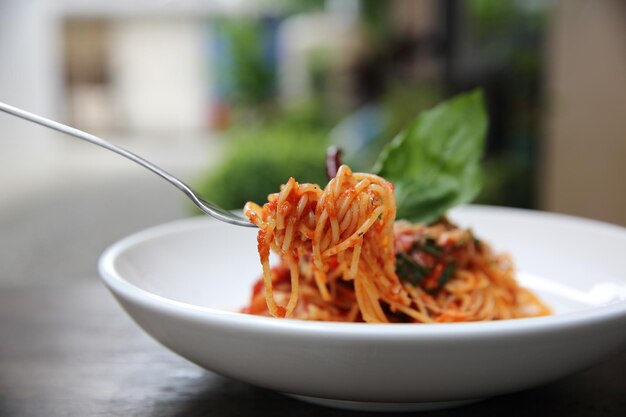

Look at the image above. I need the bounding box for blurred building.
[541,0,626,226]
[0,0,286,143]
[1,0,625,226]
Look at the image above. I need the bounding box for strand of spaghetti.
[347,209,360,241]
[275,178,295,230]
[281,217,295,253]
[405,284,429,318]
[465,290,484,315]
[387,300,434,323]
[322,206,384,257]
[354,274,387,323]
[338,179,369,219]
[259,242,282,317]
[285,253,300,315]
[362,276,388,322]
[345,304,360,322]
[296,193,309,218]
[312,210,329,270]
[339,208,353,234]
[348,239,362,279]
[328,207,340,244]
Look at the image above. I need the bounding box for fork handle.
[0,101,254,227]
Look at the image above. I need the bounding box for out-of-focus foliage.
[468,0,548,39]
[360,0,391,42]
[284,0,326,13]
[216,19,276,107]
[198,0,551,212]
[468,0,519,38]
[464,0,551,208]
[337,83,443,173]
[381,83,442,146]
[196,107,330,210]
[478,154,533,208]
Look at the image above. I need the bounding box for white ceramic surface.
[98,206,626,411]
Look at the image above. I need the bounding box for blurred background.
[1,0,625,286]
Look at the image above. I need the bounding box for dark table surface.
[1,281,625,417]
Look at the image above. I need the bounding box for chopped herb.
[358,232,364,237]
[378,213,383,220]
[438,263,457,288]
[395,253,431,286]
[420,238,444,257]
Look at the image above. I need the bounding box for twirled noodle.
[244,165,550,323]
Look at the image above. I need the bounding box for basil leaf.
[374,90,488,224]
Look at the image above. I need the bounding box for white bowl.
[98,206,626,412]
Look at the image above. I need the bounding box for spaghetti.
[243,165,550,323]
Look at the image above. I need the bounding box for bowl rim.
[98,205,626,340]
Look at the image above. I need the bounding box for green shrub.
[196,123,329,210]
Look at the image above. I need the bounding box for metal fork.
[0,101,255,228]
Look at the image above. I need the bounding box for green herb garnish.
[374,90,488,224]
[395,253,430,286]
[419,238,444,257]
[438,263,457,288]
